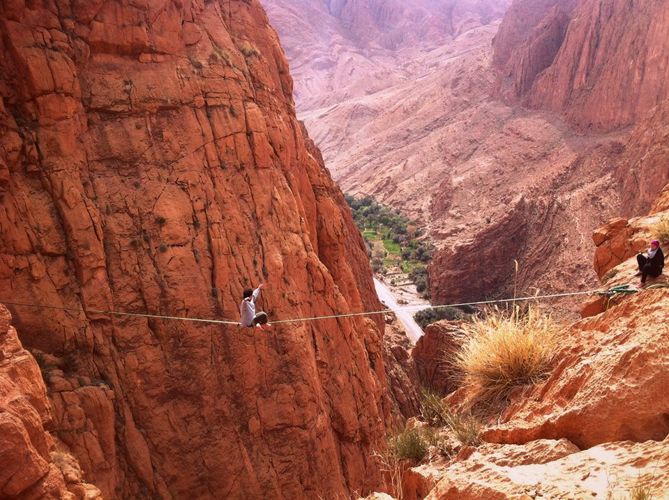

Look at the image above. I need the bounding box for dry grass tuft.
[388,427,428,462]
[455,307,559,397]
[238,41,260,58]
[651,216,669,244]
[419,389,481,446]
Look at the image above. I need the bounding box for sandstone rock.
[360,493,397,500]
[0,1,397,497]
[403,460,448,500]
[0,304,100,499]
[411,322,463,395]
[493,0,578,101]
[429,196,529,305]
[593,211,665,279]
[426,438,669,499]
[383,321,421,418]
[651,184,669,215]
[485,290,669,448]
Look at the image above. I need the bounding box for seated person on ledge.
[636,239,664,286]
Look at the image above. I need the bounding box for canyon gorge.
[1,0,669,498]
[265,0,669,307]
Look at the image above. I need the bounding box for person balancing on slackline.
[240,283,270,329]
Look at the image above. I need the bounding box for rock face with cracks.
[0,304,102,499]
[0,1,399,497]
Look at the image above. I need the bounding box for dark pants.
[252,312,268,326]
[637,254,662,283]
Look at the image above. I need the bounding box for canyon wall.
[495,0,669,133]
[262,0,511,110]
[491,0,669,225]
[428,0,669,305]
[0,0,398,497]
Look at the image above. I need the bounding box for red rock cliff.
[494,0,669,132]
[0,1,394,497]
[0,304,102,499]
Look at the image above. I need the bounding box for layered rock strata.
[0,1,398,497]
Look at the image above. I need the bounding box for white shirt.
[240,286,261,327]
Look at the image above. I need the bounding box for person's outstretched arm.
[252,283,263,302]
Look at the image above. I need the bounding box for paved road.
[374,278,430,344]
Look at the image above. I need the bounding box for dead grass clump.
[419,389,481,446]
[388,427,428,462]
[238,41,260,58]
[651,216,669,244]
[456,307,559,397]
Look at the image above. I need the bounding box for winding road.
[374,278,430,344]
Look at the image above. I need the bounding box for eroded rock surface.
[0,1,397,497]
[427,438,669,499]
[411,321,462,395]
[496,0,669,132]
[485,290,669,448]
[0,305,101,499]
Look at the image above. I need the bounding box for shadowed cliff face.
[0,0,396,497]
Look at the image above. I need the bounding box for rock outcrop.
[592,183,669,279]
[484,289,669,448]
[411,322,462,395]
[0,304,102,499]
[0,1,398,497]
[426,438,669,499]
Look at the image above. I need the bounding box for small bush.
[155,216,167,226]
[239,41,260,58]
[419,389,481,446]
[447,412,481,447]
[456,307,558,396]
[652,216,669,244]
[414,306,466,328]
[420,389,450,427]
[388,428,428,462]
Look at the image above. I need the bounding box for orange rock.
[651,183,669,214]
[485,290,669,449]
[0,1,396,497]
[593,209,665,278]
[496,0,669,133]
[426,438,669,499]
[411,321,463,395]
[0,305,101,498]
